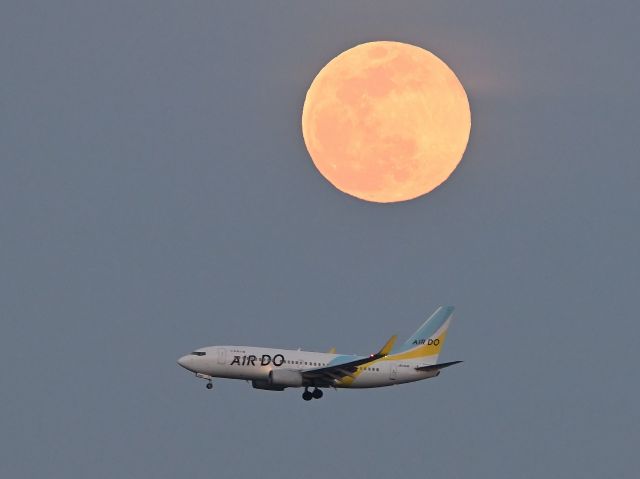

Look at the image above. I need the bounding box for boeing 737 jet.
[177,306,461,401]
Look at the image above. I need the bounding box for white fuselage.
[178,345,440,389]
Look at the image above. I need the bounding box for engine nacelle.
[269,369,304,387]
[251,369,304,391]
[251,369,304,390]
[251,380,285,391]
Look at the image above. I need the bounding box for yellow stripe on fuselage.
[335,358,384,387]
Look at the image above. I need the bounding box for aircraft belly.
[335,373,389,389]
[338,366,436,388]
[339,381,389,389]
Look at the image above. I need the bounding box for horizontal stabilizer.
[415,360,463,372]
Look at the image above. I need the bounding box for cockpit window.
[191,351,206,356]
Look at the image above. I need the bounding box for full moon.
[302,41,471,203]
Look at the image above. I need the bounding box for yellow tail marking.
[327,347,336,354]
[389,331,449,360]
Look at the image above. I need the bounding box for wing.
[302,335,397,386]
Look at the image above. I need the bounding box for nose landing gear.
[195,373,214,390]
[302,387,323,401]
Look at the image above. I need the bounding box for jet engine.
[269,369,303,387]
[251,369,303,390]
[251,381,285,391]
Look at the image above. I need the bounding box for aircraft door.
[217,348,227,365]
[389,363,398,381]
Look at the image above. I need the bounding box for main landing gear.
[302,387,323,401]
[206,382,213,389]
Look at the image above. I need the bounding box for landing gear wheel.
[302,390,313,401]
[312,388,323,399]
[206,382,213,390]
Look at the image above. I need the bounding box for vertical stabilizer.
[390,306,455,360]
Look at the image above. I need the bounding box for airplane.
[177,306,461,401]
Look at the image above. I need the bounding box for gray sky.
[2,1,639,477]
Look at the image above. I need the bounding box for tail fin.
[390,306,455,360]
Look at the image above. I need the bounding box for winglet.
[378,335,397,356]
[327,347,336,354]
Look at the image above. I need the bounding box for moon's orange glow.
[302,41,471,203]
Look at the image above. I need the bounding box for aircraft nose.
[177,355,192,371]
